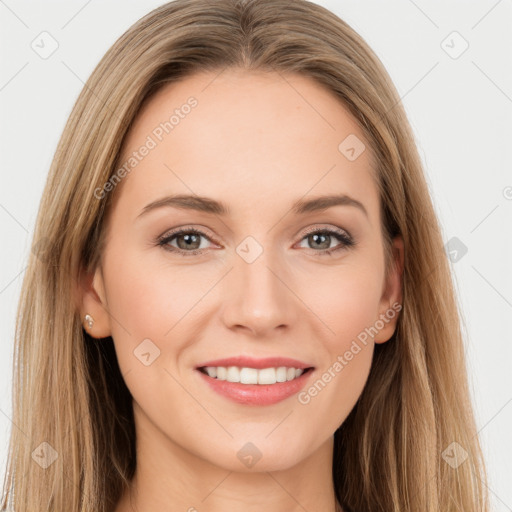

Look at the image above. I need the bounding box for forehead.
[113,69,379,223]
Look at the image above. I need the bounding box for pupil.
[310,233,329,249]
[178,233,200,250]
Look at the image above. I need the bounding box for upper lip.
[195,356,314,370]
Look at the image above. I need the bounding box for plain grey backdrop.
[1,0,511,509]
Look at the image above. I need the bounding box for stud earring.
[84,314,94,330]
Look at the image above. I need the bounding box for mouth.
[194,356,315,406]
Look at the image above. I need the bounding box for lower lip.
[196,369,313,406]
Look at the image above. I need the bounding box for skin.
[79,68,403,512]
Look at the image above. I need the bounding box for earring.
[84,314,94,330]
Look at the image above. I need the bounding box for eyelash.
[156,226,355,257]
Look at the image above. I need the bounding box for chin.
[200,438,311,474]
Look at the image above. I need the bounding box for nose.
[220,247,298,338]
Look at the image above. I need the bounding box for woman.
[1,0,489,510]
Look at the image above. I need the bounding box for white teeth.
[258,368,276,384]
[226,366,240,382]
[240,367,258,384]
[202,366,307,384]
[275,367,287,383]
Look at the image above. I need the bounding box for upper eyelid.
[159,226,219,244]
[300,225,351,237]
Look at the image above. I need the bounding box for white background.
[1,0,511,509]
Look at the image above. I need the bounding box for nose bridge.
[221,238,296,335]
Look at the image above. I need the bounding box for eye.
[296,226,355,256]
[157,228,215,256]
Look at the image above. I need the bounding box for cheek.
[100,246,209,377]
[101,250,213,424]
[294,263,382,413]
[103,242,214,332]
[300,262,384,348]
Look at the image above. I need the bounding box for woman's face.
[82,69,402,472]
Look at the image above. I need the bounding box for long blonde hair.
[1,0,489,510]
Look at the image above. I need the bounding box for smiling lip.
[195,356,315,406]
[195,356,312,370]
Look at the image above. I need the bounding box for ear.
[76,265,112,339]
[374,235,404,344]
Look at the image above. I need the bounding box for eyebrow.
[137,193,368,219]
